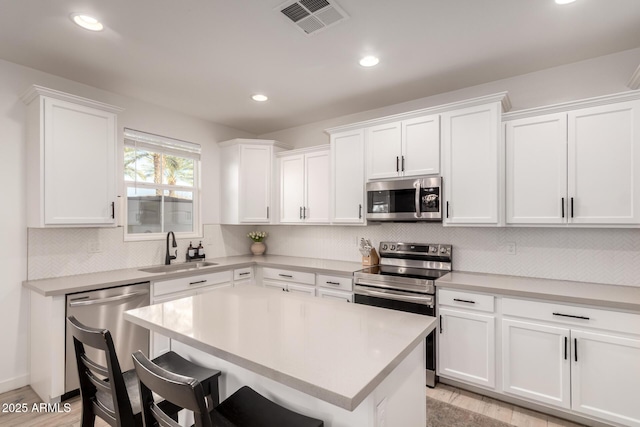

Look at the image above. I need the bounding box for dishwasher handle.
[69,290,150,307]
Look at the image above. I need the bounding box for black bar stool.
[67,316,221,427]
[132,350,324,427]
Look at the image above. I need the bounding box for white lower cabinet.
[570,329,640,426]
[502,319,571,408]
[500,297,640,427]
[263,279,316,297]
[317,288,352,302]
[438,307,495,388]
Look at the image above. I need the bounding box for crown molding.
[217,138,293,150]
[502,90,640,122]
[20,85,124,113]
[628,65,640,90]
[275,144,330,157]
[325,92,511,135]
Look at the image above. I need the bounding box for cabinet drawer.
[503,298,640,336]
[153,270,232,296]
[263,267,315,285]
[438,288,495,313]
[234,267,253,281]
[317,288,352,303]
[316,274,353,291]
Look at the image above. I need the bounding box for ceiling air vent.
[276,0,349,36]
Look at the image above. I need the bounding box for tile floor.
[426,383,585,427]
[0,383,587,427]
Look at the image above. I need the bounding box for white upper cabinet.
[505,97,640,226]
[330,129,365,224]
[402,115,440,176]
[568,101,640,224]
[506,113,568,224]
[442,102,502,225]
[278,147,330,224]
[22,85,122,227]
[219,139,291,224]
[366,115,440,180]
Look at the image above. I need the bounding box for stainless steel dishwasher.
[65,282,150,394]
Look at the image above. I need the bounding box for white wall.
[258,48,640,147]
[0,57,254,393]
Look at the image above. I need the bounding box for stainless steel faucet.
[165,231,177,265]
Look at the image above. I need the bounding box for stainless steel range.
[353,242,452,387]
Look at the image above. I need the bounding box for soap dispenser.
[197,241,204,258]
[187,242,195,260]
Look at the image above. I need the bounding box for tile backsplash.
[28,223,640,288]
[223,224,640,287]
[27,225,250,280]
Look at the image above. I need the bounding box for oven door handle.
[355,286,434,307]
[414,180,421,218]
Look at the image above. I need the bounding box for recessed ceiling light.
[70,13,104,31]
[359,56,380,67]
[555,0,576,4]
[251,94,268,102]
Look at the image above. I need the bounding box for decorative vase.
[251,241,266,255]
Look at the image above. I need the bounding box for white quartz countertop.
[124,286,436,411]
[23,255,364,296]
[436,271,640,312]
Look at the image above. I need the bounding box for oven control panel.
[379,242,452,258]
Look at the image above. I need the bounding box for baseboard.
[0,373,29,394]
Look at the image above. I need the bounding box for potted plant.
[247,231,268,255]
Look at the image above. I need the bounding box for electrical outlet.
[506,242,516,255]
[88,241,103,253]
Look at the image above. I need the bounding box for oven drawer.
[316,274,353,291]
[438,288,495,313]
[503,298,640,336]
[263,267,315,285]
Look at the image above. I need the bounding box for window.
[124,129,201,239]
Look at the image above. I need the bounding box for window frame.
[123,129,202,242]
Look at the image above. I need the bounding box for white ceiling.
[1,0,639,134]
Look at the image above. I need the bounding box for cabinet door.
[506,114,568,224]
[402,115,440,176]
[239,144,271,223]
[304,151,330,223]
[438,307,495,388]
[502,319,570,408]
[571,329,640,426]
[331,130,365,224]
[263,280,286,292]
[287,283,316,297]
[568,101,640,224]
[280,154,305,223]
[442,103,500,224]
[366,122,402,180]
[43,97,116,225]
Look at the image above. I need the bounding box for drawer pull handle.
[279,274,293,278]
[453,298,475,304]
[189,280,207,285]
[552,312,590,320]
[326,281,341,285]
[239,272,250,276]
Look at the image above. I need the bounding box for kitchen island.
[124,285,436,427]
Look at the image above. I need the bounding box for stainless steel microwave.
[366,177,442,221]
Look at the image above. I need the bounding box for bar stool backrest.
[67,315,136,427]
[131,350,213,427]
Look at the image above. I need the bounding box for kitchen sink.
[139,261,218,273]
